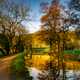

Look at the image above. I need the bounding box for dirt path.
[0,55,18,80]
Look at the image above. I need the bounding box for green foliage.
[10,53,32,80]
[0,49,6,57]
[12,54,24,72]
[0,34,9,49]
[0,50,4,57]
[64,50,80,55]
[0,34,10,54]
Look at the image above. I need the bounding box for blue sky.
[21,0,70,33]
[22,0,51,33]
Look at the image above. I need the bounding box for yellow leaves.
[26,55,50,69]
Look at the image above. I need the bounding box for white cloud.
[22,21,41,33]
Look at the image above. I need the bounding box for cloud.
[22,21,41,33]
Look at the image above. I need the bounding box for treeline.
[0,0,32,56]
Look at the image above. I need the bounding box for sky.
[21,0,70,33]
[22,0,52,33]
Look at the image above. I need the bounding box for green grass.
[64,50,80,55]
[10,52,33,80]
[10,53,25,72]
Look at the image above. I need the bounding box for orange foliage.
[49,2,60,18]
[41,14,48,23]
[41,0,60,23]
[65,61,80,70]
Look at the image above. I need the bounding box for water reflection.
[29,68,80,80]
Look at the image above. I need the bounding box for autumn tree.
[40,0,64,79]
[41,0,61,49]
[0,0,29,54]
[39,0,76,79]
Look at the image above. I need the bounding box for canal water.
[29,67,80,80]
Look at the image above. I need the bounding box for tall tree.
[40,0,64,79]
[39,0,74,79]
[0,0,29,54]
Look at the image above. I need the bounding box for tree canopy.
[69,0,80,11]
